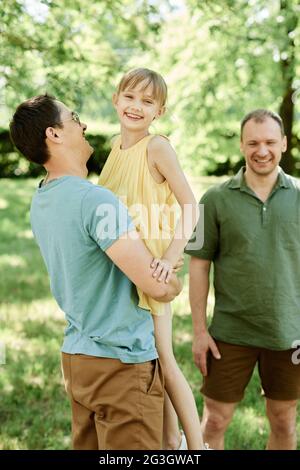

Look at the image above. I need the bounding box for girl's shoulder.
[147,134,170,151]
[147,135,177,174]
[149,134,169,143]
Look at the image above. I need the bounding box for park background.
[0,0,299,449]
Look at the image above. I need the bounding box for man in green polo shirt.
[185,109,300,450]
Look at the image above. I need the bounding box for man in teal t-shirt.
[10,94,181,450]
[185,109,300,450]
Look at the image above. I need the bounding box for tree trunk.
[279,85,294,174]
[278,0,297,175]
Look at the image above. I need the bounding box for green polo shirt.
[185,167,300,350]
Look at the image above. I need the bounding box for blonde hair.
[117,68,167,107]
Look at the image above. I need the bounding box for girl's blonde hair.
[117,68,167,107]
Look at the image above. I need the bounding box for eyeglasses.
[61,111,81,126]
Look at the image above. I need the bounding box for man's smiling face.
[240,117,287,177]
[55,101,93,162]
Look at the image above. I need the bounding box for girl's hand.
[150,258,174,283]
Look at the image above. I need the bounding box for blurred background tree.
[0,0,299,177]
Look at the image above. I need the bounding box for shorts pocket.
[138,359,164,396]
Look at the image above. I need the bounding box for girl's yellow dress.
[99,134,177,315]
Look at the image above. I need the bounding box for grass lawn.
[0,177,299,450]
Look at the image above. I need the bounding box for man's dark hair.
[241,109,285,140]
[9,94,63,164]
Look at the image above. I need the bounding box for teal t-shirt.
[30,176,157,363]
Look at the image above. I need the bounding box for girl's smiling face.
[113,80,165,132]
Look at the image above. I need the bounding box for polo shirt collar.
[229,166,291,191]
[228,167,246,190]
[277,168,292,189]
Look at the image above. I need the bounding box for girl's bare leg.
[153,304,204,450]
[163,390,181,450]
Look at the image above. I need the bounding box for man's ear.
[45,127,62,143]
[282,135,287,153]
[239,137,244,155]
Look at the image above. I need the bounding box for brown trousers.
[61,353,164,450]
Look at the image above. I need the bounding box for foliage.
[153,0,300,175]
[0,0,164,112]
[0,0,299,176]
[0,129,111,177]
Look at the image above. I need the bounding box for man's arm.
[106,229,182,302]
[189,256,220,376]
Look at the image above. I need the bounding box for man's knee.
[203,399,235,434]
[266,401,297,437]
[205,412,232,434]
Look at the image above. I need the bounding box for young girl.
[99,68,204,450]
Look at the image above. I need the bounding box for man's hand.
[193,331,221,376]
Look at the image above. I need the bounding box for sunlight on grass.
[0,254,27,268]
[0,198,8,209]
[17,230,34,239]
[188,175,228,200]
[0,299,65,323]
[0,436,22,451]
[228,407,268,450]
[0,297,70,449]
[175,329,192,343]
[172,276,189,316]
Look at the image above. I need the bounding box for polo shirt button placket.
[262,205,267,225]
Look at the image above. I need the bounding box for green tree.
[277,0,299,173]
[1,0,299,176]
[0,0,165,176]
[153,0,300,175]
[0,0,162,112]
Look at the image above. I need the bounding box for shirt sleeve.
[184,188,219,260]
[81,186,135,251]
